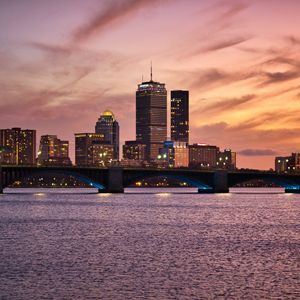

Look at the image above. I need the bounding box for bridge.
[1,166,300,193]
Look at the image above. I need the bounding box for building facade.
[171,90,189,143]
[123,141,147,161]
[75,133,114,167]
[91,142,114,167]
[37,135,71,166]
[189,144,219,169]
[158,141,189,168]
[95,110,119,160]
[0,128,36,165]
[275,153,300,173]
[136,73,167,161]
[217,149,236,170]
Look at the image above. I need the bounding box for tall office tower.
[136,67,167,161]
[37,135,71,166]
[0,128,36,165]
[171,90,189,143]
[95,110,119,160]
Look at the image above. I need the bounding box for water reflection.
[0,189,299,299]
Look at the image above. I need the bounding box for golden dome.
[101,110,115,119]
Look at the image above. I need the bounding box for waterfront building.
[136,67,167,161]
[91,142,114,167]
[0,128,36,165]
[0,146,14,165]
[189,144,219,169]
[75,133,105,166]
[158,141,189,168]
[275,153,300,173]
[171,90,189,143]
[217,149,236,170]
[123,140,147,161]
[37,135,71,166]
[95,110,119,160]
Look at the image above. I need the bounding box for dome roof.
[101,110,115,119]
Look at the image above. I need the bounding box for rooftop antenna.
[150,61,153,81]
[142,74,144,82]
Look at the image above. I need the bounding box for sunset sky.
[1,0,300,169]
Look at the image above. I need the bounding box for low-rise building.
[275,153,300,173]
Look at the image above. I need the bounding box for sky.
[1,0,300,170]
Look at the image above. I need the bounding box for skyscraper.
[0,128,36,165]
[171,90,189,143]
[136,67,167,161]
[95,110,119,160]
[37,135,71,166]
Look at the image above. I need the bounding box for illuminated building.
[217,149,236,170]
[75,133,105,166]
[0,146,14,164]
[171,90,189,143]
[75,133,114,167]
[136,66,167,161]
[95,110,119,160]
[37,135,71,166]
[123,141,146,161]
[91,142,114,167]
[275,153,300,173]
[189,144,219,169]
[0,128,36,165]
[158,141,189,168]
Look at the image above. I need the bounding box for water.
[0,188,300,299]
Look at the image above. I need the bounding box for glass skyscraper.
[171,90,189,143]
[136,72,167,161]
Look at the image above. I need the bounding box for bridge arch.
[3,169,106,190]
[124,173,213,190]
[229,173,300,190]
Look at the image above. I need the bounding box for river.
[0,188,299,299]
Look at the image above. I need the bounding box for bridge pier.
[98,168,124,193]
[212,170,229,193]
[197,170,229,193]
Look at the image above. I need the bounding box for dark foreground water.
[0,188,300,300]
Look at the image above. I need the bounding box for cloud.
[239,149,278,156]
[72,0,168,43]
[260,71,300,86]
[200,94,256,114]
[202,36,251,53]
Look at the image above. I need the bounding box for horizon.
[1,0,300,170]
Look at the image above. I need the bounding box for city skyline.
[1,0,300,169]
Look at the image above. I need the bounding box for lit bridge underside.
[1,166,300,194]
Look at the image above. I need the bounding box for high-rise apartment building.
[37,135,71,166]
[171,90,189,143]
[95,110,119,160]
[136,68,167,161]
[0,128,36,165]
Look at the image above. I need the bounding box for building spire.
[150,61,153,81]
